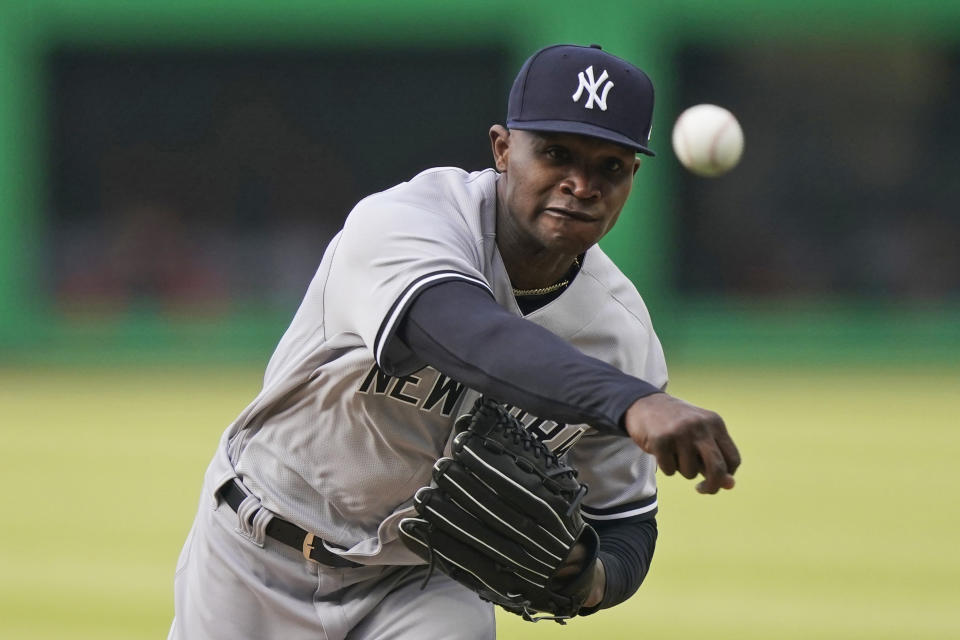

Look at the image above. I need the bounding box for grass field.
[2,363,958,639]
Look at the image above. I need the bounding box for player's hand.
[623,393,741,494]
[554,543,605,608]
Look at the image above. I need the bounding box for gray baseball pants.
[168,475,495,639]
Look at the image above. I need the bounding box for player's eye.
[604,158,624,173]
[545,146,569,161]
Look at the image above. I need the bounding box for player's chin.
[545,229,604,255]
[538,218,605,251]
[535,233,591,256]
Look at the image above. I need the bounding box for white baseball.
[671,104,744,177]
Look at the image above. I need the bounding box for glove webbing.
[469,404,586,514]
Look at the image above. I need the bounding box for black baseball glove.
[399,397,599,623]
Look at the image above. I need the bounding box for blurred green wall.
[1,0,958,364]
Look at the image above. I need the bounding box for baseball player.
[169,43,740,639]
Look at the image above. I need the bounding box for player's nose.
[559,168,601,201]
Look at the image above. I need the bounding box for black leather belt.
[219,479,361,568]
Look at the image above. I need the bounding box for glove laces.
[495,412,563,469]
[418,523,439,591]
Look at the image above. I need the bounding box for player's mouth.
[543,207,598,223]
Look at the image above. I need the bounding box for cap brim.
[507,119,655,156]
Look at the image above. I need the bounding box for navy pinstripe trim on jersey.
[580,494,658,521]
[374,270,493,367]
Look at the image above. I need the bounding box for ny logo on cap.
[572,65,613,111]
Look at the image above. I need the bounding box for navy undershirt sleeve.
[394,279,662,433]
[583,517,657,614]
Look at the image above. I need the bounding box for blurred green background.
[1,0,958,638]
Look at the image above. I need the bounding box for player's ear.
[489,125,510,172]
[632,157,642,177]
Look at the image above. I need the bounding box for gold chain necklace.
[511,257,580,297]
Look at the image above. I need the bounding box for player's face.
[490,126,641,257]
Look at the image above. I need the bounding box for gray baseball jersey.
[201,166,667,568]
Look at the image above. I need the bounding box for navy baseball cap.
[507,44,655,156]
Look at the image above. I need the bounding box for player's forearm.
[395,280,660,433]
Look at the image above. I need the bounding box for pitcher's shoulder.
[581,246,655,321]
[355,167,497,213]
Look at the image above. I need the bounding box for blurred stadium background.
[1,1,957,638]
